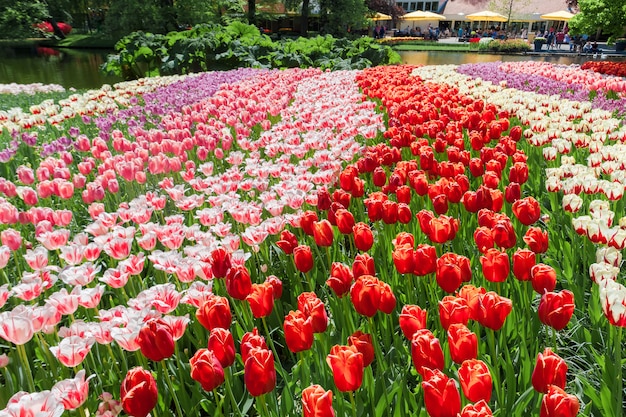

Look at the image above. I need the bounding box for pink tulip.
[51,369,94,409]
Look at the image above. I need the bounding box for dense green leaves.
[102,22,401,79]
[0,0,48,39]
[568,0,626,41]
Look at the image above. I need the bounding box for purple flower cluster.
[456,62,626,118]
[91,68,261,140]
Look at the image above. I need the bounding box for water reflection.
[0,47,123,90]
[398,50,626,66]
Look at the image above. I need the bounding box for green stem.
[224,368,243,417]
[487,329,501,408]
[614,326,623,417]
[349,391,358,417]
[161,360,184,417]
[258,394,271,417]
[213,389,222,417]
[16,344,35,393]
[299,351,310,390]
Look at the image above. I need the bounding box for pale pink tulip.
[2,390,64,417]
[0,306,35,345]
[51,369,94,409]
[50,335,96,367]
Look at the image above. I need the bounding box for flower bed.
[0,62,624,417]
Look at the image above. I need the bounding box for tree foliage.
[0,0,48,39]
[568,0,626,40]
[368,0,404,20]
[319,0,369,37]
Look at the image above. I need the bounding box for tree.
[0,0,48,39]
[319,0,369,37]
[284,0,312,36]
[568,0,626,41]
[487,0,529,24]
[368,0,403,20]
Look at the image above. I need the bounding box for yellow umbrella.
[540,10,575,21]
[371,12,392,21]
[465,10,508,22]
[401,10,446,21]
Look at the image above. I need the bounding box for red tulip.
[523,226,549,253]
[505,182,521,203]
[447,323,478,364]
[438,296,471,330]
[210,247,231,278]
[313,219,334,247]
[459,400,493,416]
[348,331,375,367]
[189,348,225,391]
[373,166,387,187]
[294,245,314,273]
[333,189,351,209]
[436,252,471,293]
[350,177,364,198]
[476,291,512,331]
[413,244,437,276]
[393,245,414,275]
[225,265,252,300]
[300,211,319,236]
[396,185,412,204]
[397,203,412,224]
[350,275,381,317]
[302,384,335,417]
[512,196,541,225]
[120,367,158,417]
[399,304,428,339]
[508,161,528,184]
[458,359,492,403]
[421,368,461,417]
[411,329,445,377]
[457,285,486,321]
[240,328,267,364]
[432,194,449,215]
[326,262,354,297]
[196,295,231,331]
[512,248,536,281]
[247,282,274,318]
[265,275,283,299]
[480,248,510,283]
[326,345,364,392]
[137,318,175,362]
[298,292,329,333]
[316,188,332,211]
[208,328,235,368]
[339,166,358,192]
[532,348,568,393]
[352,253,375,278]
[540,385,579,417]
[530,263,557,294]
[284,310,313,353]
[244,348,276,396]
[492,218,517,249]
[538,290,575,331]
[352,222,373,252]
[473,226,494,254]
[276,230,298,254]
[381,200,398,224]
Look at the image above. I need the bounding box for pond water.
[398,50,626,66]
[1,47,624,91]
[0,46,123,90]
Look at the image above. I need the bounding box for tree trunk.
[300,0,309,36]
[248,0,256,27]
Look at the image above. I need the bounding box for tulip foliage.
[0,61,625,417]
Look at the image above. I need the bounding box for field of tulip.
[0,61,625,417]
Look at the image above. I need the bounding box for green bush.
[477,39,531,53]
[101,22,401,79]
